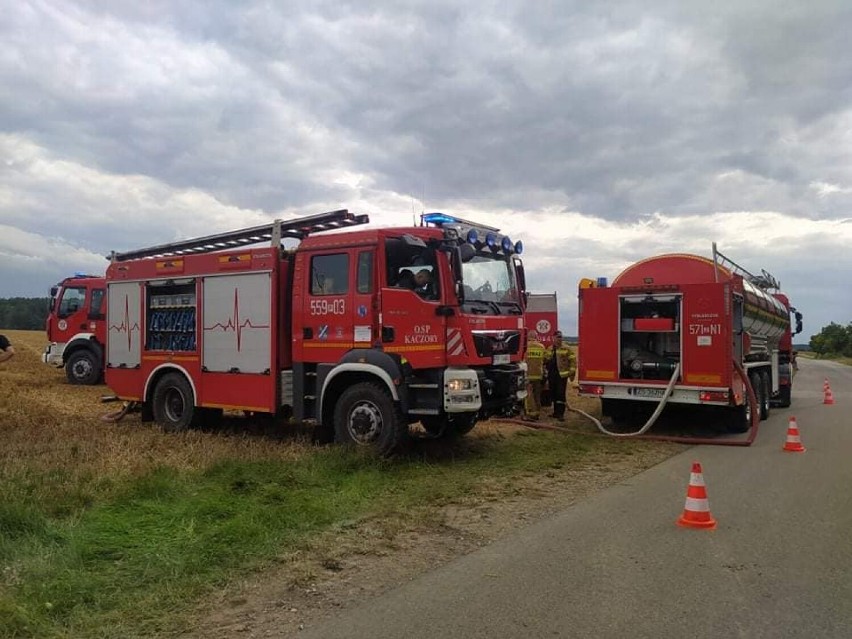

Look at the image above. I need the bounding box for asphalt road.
[300,358,852,639]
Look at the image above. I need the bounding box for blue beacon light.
[501,236,513,253]
[514,240,524,255]
[422,212,457,225]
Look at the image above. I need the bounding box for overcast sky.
[2,0,851,339]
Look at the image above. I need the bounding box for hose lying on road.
[498,359,760,447]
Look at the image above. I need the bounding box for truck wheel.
[421,416,449,438]
[66,350,101,385]
[749,372,765,422]
[728,396,753,434]
[333,382,406,455]
[448,413,477,436]
[759,371,771,420]
[422,413,478,438]
[152,373,199,433]
[776,385,792,408]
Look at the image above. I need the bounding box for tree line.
[809,322,852,358]
[0,297,50,330]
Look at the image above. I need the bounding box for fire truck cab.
[43,274,107,384]
[104,210,528,453]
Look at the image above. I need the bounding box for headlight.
[447,378,473,392]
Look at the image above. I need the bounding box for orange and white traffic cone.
[824,378,831,391]
[824,387,835,405]
[676,462,717,530]
[782,417,806,452]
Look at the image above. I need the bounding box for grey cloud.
[2,0,852,337]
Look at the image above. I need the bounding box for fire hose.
[580,362,681,438]
[502,359,760,446]
[100,400,139,423]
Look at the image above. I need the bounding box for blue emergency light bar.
[421,212,523,255]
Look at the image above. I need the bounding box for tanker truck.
[577,244,803,433]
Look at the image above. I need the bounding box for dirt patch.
[185,422,683,638]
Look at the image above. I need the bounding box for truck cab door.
[296,250,355,363]
[54,285,90,341]
[380,239,447,369]
[353,249,379,348]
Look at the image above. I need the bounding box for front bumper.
[43,342,65,367]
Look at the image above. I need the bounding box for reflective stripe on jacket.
[525,340,545,381]
[546,345,576,379]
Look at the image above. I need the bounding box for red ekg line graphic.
[108,294,140,351]
[203,288,269,351]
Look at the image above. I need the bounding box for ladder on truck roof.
[712,242,780,290]
[109,209,369,262]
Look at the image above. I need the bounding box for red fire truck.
[43,274,107,384]
[578,245,803,432]
[526,292,558,347]
[104,210,528,453]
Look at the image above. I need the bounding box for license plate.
[492,353,510,365]
[633,387,665,398]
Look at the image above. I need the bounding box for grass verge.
[1,429,646,638]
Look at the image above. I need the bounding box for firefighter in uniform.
[545,331,576,421]
[524,331,546,420]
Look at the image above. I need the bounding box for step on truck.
[43,274,107,384]
[104,209,529,454]
[577,244,803,433]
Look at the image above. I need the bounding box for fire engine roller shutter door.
[107,281,142,368]
[202,273,272,374]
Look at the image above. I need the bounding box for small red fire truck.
[104,210,528,453]
[43,274,107,384]
[578,245,802,432]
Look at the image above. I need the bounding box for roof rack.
[109,209,369,262]
[712,242,780,290]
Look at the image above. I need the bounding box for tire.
[421,416,449,438]
[422,413,478,438]
[152,373,199,433]
[728,395,753,434]
[449,413,478,436]
[66,350,101,385]
[776,384,791,408]
[333,382,406,455]
[758,371,771,420]
[749,372,765,423]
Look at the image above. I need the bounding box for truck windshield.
[461,254,522,315]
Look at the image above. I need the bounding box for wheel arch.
[319,352,406,427]
[62,334,103,364]
[144,364,197,404]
